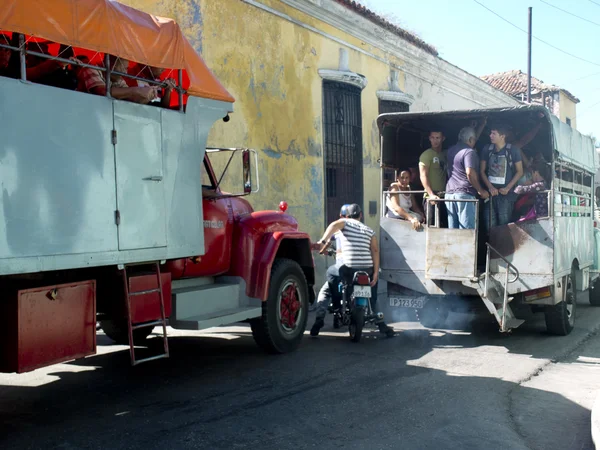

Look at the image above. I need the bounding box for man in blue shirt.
[446,127,489,229]
[480,123,524,230]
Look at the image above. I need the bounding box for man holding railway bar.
[419,130,447,227]
[480,123,524,230]
[445,126,489,229]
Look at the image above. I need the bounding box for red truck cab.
[98,149,315,358]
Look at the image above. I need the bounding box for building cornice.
[318,69,368,90]
[257,0,519,107]
[376,90,415,105]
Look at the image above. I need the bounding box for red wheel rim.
[279,280,301,332]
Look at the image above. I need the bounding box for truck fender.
[250,232,315,301]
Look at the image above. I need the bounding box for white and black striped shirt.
[338,219,374,268]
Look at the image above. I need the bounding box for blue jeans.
[446,192,477,229]
[315,264,342,320]
[483,193,516,232]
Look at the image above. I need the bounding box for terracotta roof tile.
[480,70,580,103]
[334,0,438,56]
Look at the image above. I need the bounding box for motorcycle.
[323,247,383,343]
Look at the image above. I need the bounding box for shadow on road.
[0,302,597,450]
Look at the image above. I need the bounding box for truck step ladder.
[121,261,169,366]
[478,243,524,332]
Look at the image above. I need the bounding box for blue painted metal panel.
[0,76,231,275]
[114,101,167,250]
[0,77,118,258]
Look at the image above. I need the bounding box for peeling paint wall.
[124,0,518,283]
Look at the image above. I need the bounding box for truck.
[0,0,315,373]
[377,105,599,335]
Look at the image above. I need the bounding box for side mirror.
[242,149,252,194]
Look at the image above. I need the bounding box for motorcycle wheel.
[349,307,366,343]
[333,315,341,329]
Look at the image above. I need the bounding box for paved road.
[1,295,599,450]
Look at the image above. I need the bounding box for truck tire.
[251,258,309,354]
[589,277,600,306]
[99,319,154,345]
[418,297,449,329]
[545,273,576,336]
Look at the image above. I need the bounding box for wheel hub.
[280,281,301,332]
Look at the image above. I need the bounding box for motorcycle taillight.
[356,274,370,285]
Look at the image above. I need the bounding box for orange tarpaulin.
[0,0,234,103]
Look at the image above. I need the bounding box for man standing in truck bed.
[419,130,448,227]
[480,123,524,230]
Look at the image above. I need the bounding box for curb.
[593,391,600,449]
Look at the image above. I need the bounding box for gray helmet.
[345,203,362,219]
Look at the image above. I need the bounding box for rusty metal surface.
[380,216,426,274]
[382,269,478,297]
[1,281,96,373]
[381,216,479,295]
[489,218,553,274]
[425,228,477,280]
[128,273,172,324]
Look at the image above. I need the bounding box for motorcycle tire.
[349,307,366,343]
[333,315,341,329]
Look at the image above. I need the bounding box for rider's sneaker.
[310,318,324,337]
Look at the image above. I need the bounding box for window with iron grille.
[378,99,409,115]
[322,80,364,225]
[379,100,409,188]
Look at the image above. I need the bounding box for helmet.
[339,204,350,217]
[345,203,362,219]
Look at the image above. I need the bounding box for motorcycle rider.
[310,204,350,336]
[311,203,394,338]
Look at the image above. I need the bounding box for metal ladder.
[121,261,170,366]
[480,243,524,332]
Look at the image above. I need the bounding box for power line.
[573,71,600,82]
[577,99,600,119]
[540,0,600,27]
[473,0,600,67]
[590,0,600,7]
[560,70,600,85]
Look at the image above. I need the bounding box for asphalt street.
[1,294,599,450]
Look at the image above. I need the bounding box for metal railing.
[484,242,520,332]
[424,196,481,228]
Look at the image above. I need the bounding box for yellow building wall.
[559,92,577,129]
[123,0,404,242]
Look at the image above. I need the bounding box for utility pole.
[527,6,532,103]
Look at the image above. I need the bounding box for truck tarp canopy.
[550,114,596,169]
[0,0,234,103]
[377,104,597,171]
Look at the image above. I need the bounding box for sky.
[361,0,599,141]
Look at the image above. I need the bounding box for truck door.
[113,102,167,250]
[424,200,479,280]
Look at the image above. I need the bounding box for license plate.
[389,297,424,309]
[353,285,371,298]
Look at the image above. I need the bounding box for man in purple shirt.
[445,127,489,229]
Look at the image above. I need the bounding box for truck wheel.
[349,308,365,343]
[99,319,154,345]
[251,258,309,354]
[589,277,600,306]
[418,297,449,329]
[545,273,576,336]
